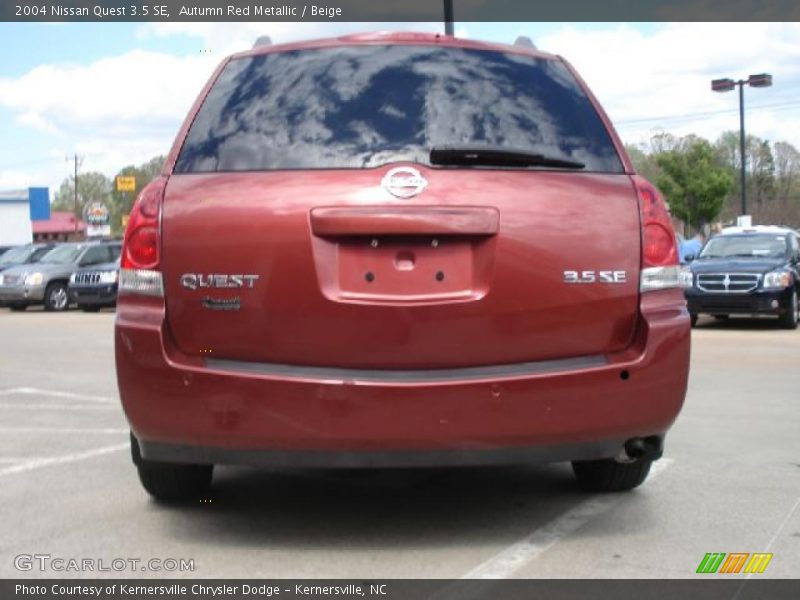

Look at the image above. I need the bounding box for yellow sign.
[121,214,129,228]
[116,176,136,192]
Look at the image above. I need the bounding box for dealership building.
[0,188,87,245]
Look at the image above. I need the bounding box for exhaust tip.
[618,436,664,463]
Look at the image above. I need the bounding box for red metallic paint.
[309,206,500,236]
[116,288,689,452]
[160,168,642,368]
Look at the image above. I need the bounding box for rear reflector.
[640,265,680,292]
[119,268,164,297]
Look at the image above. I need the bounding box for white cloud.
[0,22,445,191]
[137,21,444,57]
[0,49,216,130]
[0,165,58,192]
[538,23,800,147]
[0,47,222,191]
[17,111,57,134]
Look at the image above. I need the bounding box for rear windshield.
[175,45,623,173]
[699,235,788,259]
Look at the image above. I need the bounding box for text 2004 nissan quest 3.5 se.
[115,32,690,502]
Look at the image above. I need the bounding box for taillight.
[634,176,680,292]
[119,177,167,297]
[126,226,159,267]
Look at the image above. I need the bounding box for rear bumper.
[115,289,690,467]
[136,437,661,469]
[685,287,792,315]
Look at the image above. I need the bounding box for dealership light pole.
[711,73,773,217]
[66,153,83,237]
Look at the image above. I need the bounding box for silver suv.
[0,241,121,311]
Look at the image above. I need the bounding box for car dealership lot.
[0,310,798,579]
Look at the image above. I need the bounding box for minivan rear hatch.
[161,42,640,369]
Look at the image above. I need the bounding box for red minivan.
[115,32,690,501]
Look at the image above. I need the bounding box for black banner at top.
[3,0,800,22]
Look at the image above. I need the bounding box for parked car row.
[0,240,121,311]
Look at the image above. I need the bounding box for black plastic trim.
[137,438,626,469]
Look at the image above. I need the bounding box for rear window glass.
[174,45,623,173]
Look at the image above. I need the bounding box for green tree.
[626,143,661,182]
[648,131,681,155]
[714,132,778,218]
[773,141,800,201]
[656,138,733,230]
[50,156,166,236]
[109,155,165,235]
[52,171,112,218]
[749,139,775,205]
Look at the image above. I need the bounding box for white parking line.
[0,443,129,477]
[0,387,116,403]
[460,459,674,579]
[0,403,117,411]
[0,427,128,434]
[731,493,800,599]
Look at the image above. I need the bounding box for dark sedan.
[681,226,799,329]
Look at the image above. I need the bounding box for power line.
[0,152,102,172]
[0,156,65,170]
[615,100,800,126]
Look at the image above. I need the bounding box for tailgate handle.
[310,207,499,236]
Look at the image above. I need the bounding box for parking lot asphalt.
[0,308,798,580]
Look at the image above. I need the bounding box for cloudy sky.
[0,22,799,195]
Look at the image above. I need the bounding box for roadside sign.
[116,175,136,192]
[84,202,111,238]
[87,224,111,238]
[84,202,110,226]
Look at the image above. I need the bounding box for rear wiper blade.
[429,145,585,170]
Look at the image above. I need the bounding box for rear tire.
[778,289,798,330]
[131,434,213,502]
[44,282,69,311]
[572,457,653,492]
[690,313,698,327]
